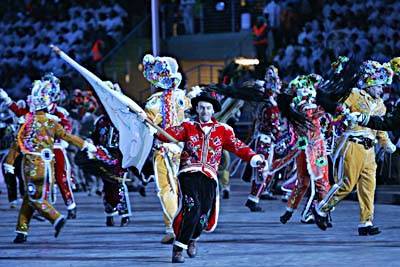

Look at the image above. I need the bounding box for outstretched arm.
[364,105,400,131]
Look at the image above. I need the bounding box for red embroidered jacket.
[158,118,256,179]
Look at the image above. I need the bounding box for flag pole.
[50,45,178,144]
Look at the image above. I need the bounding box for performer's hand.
[347,112,369,125]
[50,44,61,55]
[0,89,11,105]
[250,154,265,168]
[83,140,97,153]
[385,143,396,154]
[137,111,147,122]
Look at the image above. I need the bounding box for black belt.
[348,136,375,150]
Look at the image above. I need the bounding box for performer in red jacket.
[157,91,265,263]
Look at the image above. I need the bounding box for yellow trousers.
[16,195,61,234]
[321,142,376,224]
[16,156,61,234]
[218,150,231,190]
[153,148,180,233]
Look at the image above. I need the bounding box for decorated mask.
[30,80,52,111]
[143,54,182,90]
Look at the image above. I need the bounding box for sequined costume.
[1,74,78,218]
[316,61,395,234]
[11,80,94,243]
[143,54,190,243]
[280,74,331,223]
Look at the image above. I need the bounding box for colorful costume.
[12,80,94,243]
[280,74,331,224]
[91,112,131,226]
[316,61,395,235]
[244,66,296,211]
[143,54,190,243]
[1,74,78,219]
[157,92,263,263]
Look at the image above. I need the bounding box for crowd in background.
[0,0,137,98]
[272,0,400,84]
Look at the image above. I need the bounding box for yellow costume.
[321,88,393,225]
[16,111,85,235]
[145,88,190,240]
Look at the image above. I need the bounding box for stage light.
[234,57,259,66]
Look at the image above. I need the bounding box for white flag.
[53,46,153,171]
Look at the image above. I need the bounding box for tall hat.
[41,72,60,102]
[357,60,393,89]
[191,91,221,113]
[29,80,52,111]
[143,54,182,89]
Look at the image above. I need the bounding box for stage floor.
[0,180,399,267]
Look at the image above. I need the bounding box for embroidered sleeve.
[222,125,255,161]
[158,123,187,142]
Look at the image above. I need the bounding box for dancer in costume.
[279,74,331,224]
[90,82,131,227]
[0,73,79,219]
[244,66,295,211]
[187,85,240,200]
[143,54,191,244]
[12,80,97,243]
[314,60,395,235]
[155,91,266,263]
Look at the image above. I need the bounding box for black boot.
[120,216,130,227]
[222,189,230,199]
[172,245,185,263]
[245,199,263,212]
[106,216,114,227]
[358,225,381,236]
[260,191,277,200]
[67,207,77,219]
[13,233,27,244]
[312,206,328,231]
[280,210,293,224]
[139,186,146,197]
[54,217,66,238]
[187,240,197,258]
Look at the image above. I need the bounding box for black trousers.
[102,177,129,216]
[176,172,217,247]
